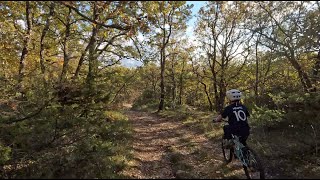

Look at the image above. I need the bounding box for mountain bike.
[221,133,265,179]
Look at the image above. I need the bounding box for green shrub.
[249,92,320,128]
[0,143,11,164]
[250,105,285,127]
[0,101,133,179]
[131,89,159,111]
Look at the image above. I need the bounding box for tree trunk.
[72,35,92,81]
[152,80,157,98]
[17,1,32,94]
[171,56,176,109]
[158,49,165,111]
[255,36,260,104]
[86,2,99,93]
[311,47,320,91]
[286,49,313,92]
[314,48,320,77]
[40,2,55,84]
[158,8,173,112]
[86,26,98,92]
[217,48,227,113]
[215,78,226,113]
[179,58,186,105]
[201,81,214,111]
[60,8,72,83]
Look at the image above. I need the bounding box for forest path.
[121,110,252,179]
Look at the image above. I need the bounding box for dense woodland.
[0,1,319,178]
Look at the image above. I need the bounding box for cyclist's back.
[214,89,251,146]
[222,102,250,144]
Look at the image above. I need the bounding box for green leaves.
[0,143,11,164]
[251,105,285,127]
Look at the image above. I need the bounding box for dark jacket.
[221,102,250,136]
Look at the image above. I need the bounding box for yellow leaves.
[103,31,108,38]
[57,57,64,66]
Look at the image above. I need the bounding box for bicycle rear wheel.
[221,138,233,163]
[242,147,265,179]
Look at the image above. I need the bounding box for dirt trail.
[122,110,251,179]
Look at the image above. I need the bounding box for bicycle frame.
[231,134,249,167]
[219,122,265,179]
[218,121,248,165]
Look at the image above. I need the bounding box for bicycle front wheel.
[242,147,265,179]
[221,138,233,163]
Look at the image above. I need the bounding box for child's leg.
[223,125,232,140]
[239,129,250,146]
[239,135,248,146]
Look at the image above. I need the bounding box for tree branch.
[60,1,131,31]
[97,31,129,55]
[2,99,53,124]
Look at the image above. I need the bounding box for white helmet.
[226,89,242,101]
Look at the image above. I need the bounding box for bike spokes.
[221,138,233,163]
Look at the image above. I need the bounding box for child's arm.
[213,114,223,122]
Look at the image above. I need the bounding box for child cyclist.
[213,89,251,147]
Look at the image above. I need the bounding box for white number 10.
[233,110,246,121]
